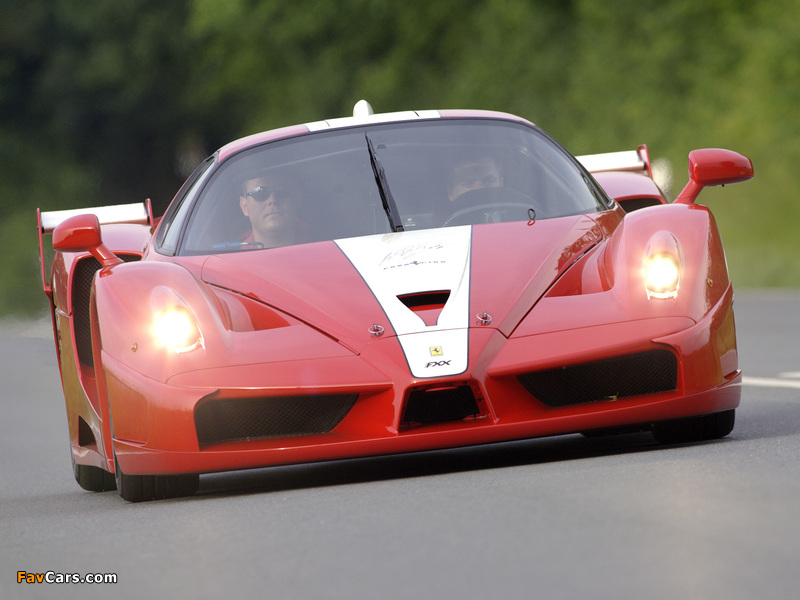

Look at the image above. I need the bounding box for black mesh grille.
[402,385,480,426]
[72,254,140,367]
[518,350,678,408]
[195,394,358,445]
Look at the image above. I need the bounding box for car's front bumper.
[107,287,740,476]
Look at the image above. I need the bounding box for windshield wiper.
[365,133,404,232]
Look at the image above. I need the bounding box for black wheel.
[652,409,735,445]
[72,452,117,492]
[114,454,199,503]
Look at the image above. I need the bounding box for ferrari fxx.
[37,101,753,501]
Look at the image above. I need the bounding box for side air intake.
[72,254,141,367]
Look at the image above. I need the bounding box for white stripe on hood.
[336,227,472,378]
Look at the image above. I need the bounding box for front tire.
[652,409,735,445]
[72,452,117,492]
[114,454,199,502]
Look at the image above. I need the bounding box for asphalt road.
[2,290,799,600]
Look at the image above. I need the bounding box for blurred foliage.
[1,0,798,315]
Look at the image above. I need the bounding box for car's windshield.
[177,119,609,255]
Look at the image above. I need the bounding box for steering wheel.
[443,187,537,227]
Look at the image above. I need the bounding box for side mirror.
[674,148,753,205]
[52,213,122,267]
[53,213,102,251]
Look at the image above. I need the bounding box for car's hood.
[201,216,603,377]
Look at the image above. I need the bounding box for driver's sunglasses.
[246,185,291,202]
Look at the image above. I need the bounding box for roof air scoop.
[353,100,375,117]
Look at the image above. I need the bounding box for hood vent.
[397,290,450,327]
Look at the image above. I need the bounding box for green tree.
[2,0,799,315]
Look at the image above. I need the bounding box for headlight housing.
[645,253,680,299]
[644,232,681,300]
[150,287,204,353]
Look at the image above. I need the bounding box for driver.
[447,154,504,203]
[239,170,303,248]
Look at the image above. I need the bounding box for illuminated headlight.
[152,307,203,353]
[645,253,680,299]
[150,286,204,353]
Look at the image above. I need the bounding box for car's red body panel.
[38,106,752,500]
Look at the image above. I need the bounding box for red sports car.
[37,102,753,501]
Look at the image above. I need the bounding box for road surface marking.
[743,376,800,390]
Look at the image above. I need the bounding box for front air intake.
[518,350,678,408]
[195,394,358,445]
[401,384,480,426]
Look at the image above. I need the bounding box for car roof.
[217,102,535,162]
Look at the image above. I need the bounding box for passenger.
[447,154,504,203]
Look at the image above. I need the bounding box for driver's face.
[448,157,502,202]
[239,175,298,237]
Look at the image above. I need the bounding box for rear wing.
[37,200,154,297]
[576,144,653,179]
